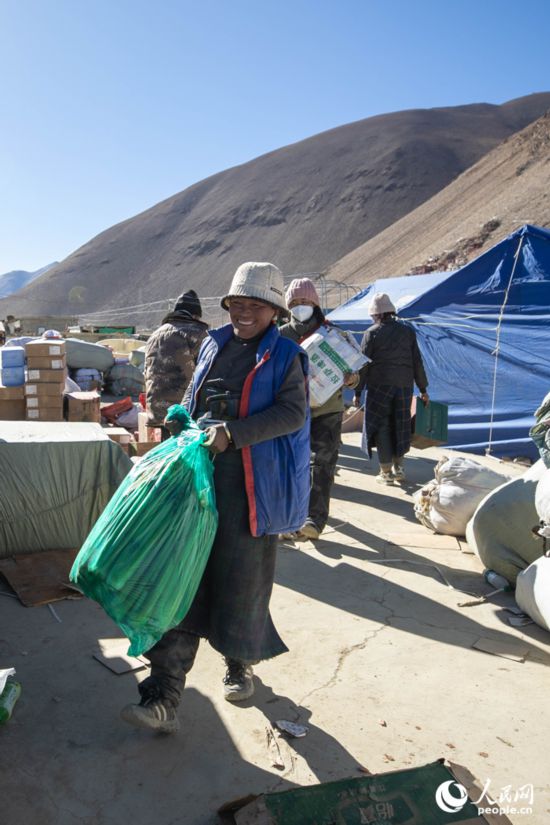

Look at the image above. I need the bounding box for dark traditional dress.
[141,331,307,706]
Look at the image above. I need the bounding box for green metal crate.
[411,397,448,449]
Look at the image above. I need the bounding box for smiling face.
[227,297,277,339]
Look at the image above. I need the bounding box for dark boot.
[120,681,179,733]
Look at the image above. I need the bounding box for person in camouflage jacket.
[144,290,208,433]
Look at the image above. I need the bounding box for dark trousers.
[308,410,343,531]
[139,451,287,707]
[141,628,200,706]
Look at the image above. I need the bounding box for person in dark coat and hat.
[144,290,208,439]
[355,292,429,484]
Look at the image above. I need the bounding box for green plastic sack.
[70,405,218,655]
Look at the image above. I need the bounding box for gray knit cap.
[221,262,287,312]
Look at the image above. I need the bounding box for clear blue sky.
[1,0,549,274]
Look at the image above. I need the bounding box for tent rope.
[485,233,525,454]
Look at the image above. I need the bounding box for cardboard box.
[341,404,363,433]
[25,340,66,358]
[301,326,368,408]
[137,410,162,442]
[221,759,513,824]
[131,440,158,457]
[66,391,101,423]
[0,384,25,400]
[25,382,64,398]
[105,426,133,444]
[26,395,64,410]
[0,398,26,420]
[26,407,65,421]
[26,355,67,370]
[27,368,67,384]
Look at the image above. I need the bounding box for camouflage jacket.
[144,311,208,426]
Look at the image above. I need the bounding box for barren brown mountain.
[328,111,550,287]
[3,92,550,325]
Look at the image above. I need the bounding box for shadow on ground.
[275,539,550,667]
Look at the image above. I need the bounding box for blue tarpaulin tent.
[327,224,550,459]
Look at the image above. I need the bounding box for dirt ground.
[1,434,549,824]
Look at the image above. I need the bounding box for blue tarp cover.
[328,225,550,458]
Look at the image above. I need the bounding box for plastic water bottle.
[484,570,512,591]
[0,679,21,724]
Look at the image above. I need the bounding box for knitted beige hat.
[368,292,396,316]
[221,262,287,312]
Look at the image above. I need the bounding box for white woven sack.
[535,468,550,539]
[516,555,550,631]
[413,455,507,536]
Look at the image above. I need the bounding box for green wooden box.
[411,397,448,449]
[222,759,512,824]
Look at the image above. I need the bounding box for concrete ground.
[1,433,549,824]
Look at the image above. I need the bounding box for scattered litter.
[48,604,62,623]
[472,637,530,662]
[505,605,527,615]
[275,719,308,738]
[458,587,507,607]
[93,638,149,675]
[383,753,395,762]
[378,719,387,727]
[508,615,534,627]
[365,558,459,591]
[496,736,514,748]
[458,597,486,607]
[446,743,456,749]
[478,752,489,758]
[0,668,16,694]
[265,725,285,769]
[357,766,371,774]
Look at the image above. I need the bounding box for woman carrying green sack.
[121,261,310,733]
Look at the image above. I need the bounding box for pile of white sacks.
[413,453,550,632]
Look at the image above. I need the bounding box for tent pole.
[486,233,524,455]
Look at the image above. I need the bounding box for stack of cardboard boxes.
[0,384,25,420]
[24,339,67,421]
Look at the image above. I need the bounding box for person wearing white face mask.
[279,277,360,540]
[290,304,315,323]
